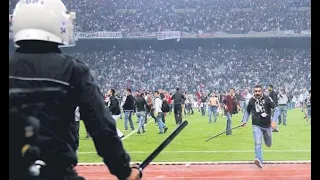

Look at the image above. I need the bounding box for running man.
[240,85,280,168]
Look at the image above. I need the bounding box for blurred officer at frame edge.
[9,0,140,180]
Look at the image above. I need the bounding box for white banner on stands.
[157,31,181,40]
[284,30,295,35]
[76,31,123,39]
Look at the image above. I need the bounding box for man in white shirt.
[277,89,289,126]
[245,91,252,107]
[292,95,297,109]
[185,92,194,114]
[154,91,168,134]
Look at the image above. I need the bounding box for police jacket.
[9,41,131,180]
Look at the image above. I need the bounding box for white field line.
[77,149,310,154]
[77,160,311,166]
[121,120,153,141]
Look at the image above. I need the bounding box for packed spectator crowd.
[9,0,310,34]
[67,48,310,94]
[9,0,310,93]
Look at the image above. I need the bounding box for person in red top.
[166,92,173,114]
[223,88,241,135]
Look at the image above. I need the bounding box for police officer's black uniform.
[9,41,132,180]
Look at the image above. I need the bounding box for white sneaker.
[254,158,263,168]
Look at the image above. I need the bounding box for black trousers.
[174,104,182,124]
[162,113,166,124]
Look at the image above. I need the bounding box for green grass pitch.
[77,108,311,162]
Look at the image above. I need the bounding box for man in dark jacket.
[268,85,278,105]
[241,85,280,168]
[9,1,140,180]
[107,89,124,138]
[171,88,186,125]
[200,92,208,116]
[107,89,121,117]
[123,89,135,130]
[135,93,148,134]
[268,84,279,131]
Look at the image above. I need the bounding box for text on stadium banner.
[157,31,181,40]
[75,31,123,39]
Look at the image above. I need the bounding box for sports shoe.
[254,158,263,168]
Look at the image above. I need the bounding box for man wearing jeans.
[241,85,280,168]
[222,88,240,135]
[208,93,220,123]
[135,93,148,134]
[186,92,194,114]
[154,91,168,134]
[278,89,289,126]
[122,89,135,130]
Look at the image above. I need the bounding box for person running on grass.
[240,85,280,168]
